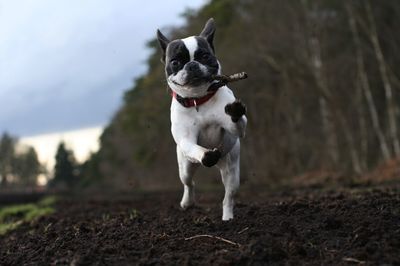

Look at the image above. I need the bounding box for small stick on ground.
[212,72,248,84]
[184,234,241,247]
[237,227,249,234]
[342,257,366,264]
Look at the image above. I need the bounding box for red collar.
[171,82,224,108]
[172,90,217,108]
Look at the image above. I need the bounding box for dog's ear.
[157,29,170,64]
[200,18,216,53]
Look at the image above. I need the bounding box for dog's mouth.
[170,76,214,88]
[170,79,186,87]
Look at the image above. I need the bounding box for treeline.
[0,133,43,188]
[84,0,400,189]
[0,132,84,190]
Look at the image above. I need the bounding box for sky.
[0,0,206,137]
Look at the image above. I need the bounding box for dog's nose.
[185,61,199,72]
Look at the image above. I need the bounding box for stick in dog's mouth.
[212,72,248,84]
[170,72,248,88]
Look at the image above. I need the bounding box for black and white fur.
[157,18,247,220]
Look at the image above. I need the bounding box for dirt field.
[1,184,400,265]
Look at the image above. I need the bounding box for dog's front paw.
[225,100,246,122]
[201,148,221,167]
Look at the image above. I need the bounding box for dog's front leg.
[172,125,222,167]
[178,138,221,167]
[224,100,247,138]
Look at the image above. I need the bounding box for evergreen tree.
[0,133,17,187]
[14,147,42,186]
[51,142,76,188]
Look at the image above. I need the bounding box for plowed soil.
[1,186,400,265]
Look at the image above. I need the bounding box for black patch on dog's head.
[194,37,219,75]
[165,40,190,76]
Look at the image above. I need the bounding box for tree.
[364,1,400,157]
[50,142,77,189]
[0,133,17,187]
[0,132,44,187]
[346,3,391,161]
[14,147,42,186]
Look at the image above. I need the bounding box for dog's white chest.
[197,123,224,149]
[170,87,239,158]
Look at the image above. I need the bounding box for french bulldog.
[157,18,247,220]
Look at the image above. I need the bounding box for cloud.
[0,0,206,136]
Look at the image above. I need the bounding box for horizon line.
[20,125,105,140]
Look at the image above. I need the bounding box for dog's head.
[157,18,221,98]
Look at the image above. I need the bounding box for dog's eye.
[170,60,180,67]
[202,54,210,60]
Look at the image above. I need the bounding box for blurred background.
[1,0,400,196]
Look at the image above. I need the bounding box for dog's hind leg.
[217,140,240,220]
[177,146,199,210]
